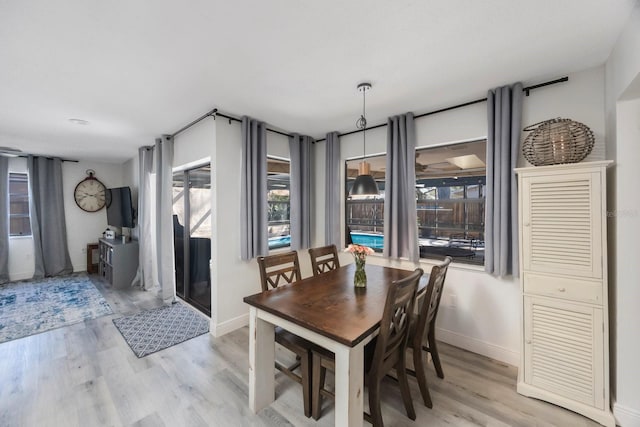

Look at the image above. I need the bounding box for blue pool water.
[268,233,383,250]
[350,233,384,250]
[268,235,291,249]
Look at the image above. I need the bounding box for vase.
[354,256,367,288]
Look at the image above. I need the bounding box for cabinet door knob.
[558,287,566,292]
[526,340,532,344]
[524,222,530,227]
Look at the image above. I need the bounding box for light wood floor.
[0,276,600,427]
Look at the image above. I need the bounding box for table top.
[243,263,426,347]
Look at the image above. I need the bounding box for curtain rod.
[171,108,218,138]
[13,154,78,163]
[315,76,569,143]
[214,112,293,138]
[171,108,294,139]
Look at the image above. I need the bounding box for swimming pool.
[350,232,384,250]
[268,232,384,251]
[268,235,291,249]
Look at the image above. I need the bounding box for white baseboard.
[9,271,33,281]
[210,313,249,337]
[614,402,640,427]
[435,327,519,366]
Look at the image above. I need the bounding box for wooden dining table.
[243,263,427,427]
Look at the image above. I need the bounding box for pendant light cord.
[356,87,368,161]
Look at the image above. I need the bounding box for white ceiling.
[0,0,636,164]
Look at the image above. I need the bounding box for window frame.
[344,139,487,265]
[267,155,291,252]
[9,172,32,237]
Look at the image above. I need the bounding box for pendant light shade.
[349,83,379,198]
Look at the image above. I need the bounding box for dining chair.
[256,251,313,417]
[311,268,423,426]
[406,256,452,408]
[308,244,340,276]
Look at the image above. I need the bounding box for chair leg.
[413,345,433,408]
[368,377,385,427]
[311,353,325,420]
[300,351,312,418]
[428,328,444,379]
[397,356,416,421]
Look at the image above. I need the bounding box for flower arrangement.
[344,244,374,287]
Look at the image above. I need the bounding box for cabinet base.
[517,381,615,427]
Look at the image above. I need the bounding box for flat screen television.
[105,186,135,228]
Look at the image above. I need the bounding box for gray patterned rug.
[0,274,113,344]
[113,302,209,357]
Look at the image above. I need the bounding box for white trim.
[435,326,519,366]
[172,157,211,173]
[614,401,640,427]
[267,154,290,162]
[210,312,249,337]
[8,271,34,281]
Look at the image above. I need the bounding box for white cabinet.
[516,161,614,427]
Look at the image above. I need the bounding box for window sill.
[367,251,486,273]
[9,235,32,240]
[269,246,293,255]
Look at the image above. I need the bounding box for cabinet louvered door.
[521,172,602,279]
[523,296,604,409]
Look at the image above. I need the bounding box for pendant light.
[349,82,380,197]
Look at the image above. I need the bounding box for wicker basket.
[522,118,594,166]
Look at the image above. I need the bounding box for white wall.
[313,65,607,366]
[7,157,124,280]
[605,3,640,425]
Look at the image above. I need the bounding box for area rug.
[0,274,113,344]
[112,302,209,357]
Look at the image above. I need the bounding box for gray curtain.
[324,131,341,247]
[0,157,9,284]
[155,136,176,304]
[27,156,73,278]
[131,146,154,290]
[384,113,419,262]
[240,116,268,260]
[485,82,523,277]
[289,134,313,251]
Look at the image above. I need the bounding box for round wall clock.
[74,169,107,212]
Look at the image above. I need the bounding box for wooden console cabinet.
[515,161,614,427]
[99,238,139,289]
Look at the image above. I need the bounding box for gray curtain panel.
[324,131,341,247]
[0,157,9,284]
[131,146,154,290]
[27,156,73,278]
[240,116,268,260]
[289,134,313,251]
[384,113,419,262]
[485,82,523,277]
[155,136,177,304]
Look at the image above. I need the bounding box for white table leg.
[249,307,275,413]
[334,341,364,427]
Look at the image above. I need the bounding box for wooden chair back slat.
[257,251,302,292]
[308,245,340,276]
[413,257,451,349]
[370,268,423,379]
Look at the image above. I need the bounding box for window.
[267,157,291,250]
[345,139,486,264]
[9,173,31,237]
[345,157,385,252]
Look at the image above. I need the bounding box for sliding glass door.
[172,165,212,316]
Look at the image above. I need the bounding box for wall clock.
[74,169,107,212]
